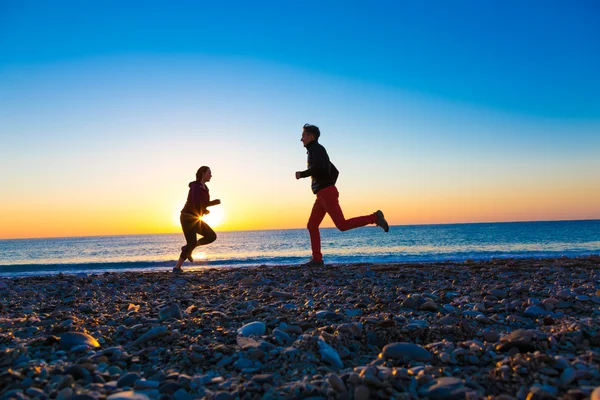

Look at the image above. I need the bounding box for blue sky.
[1,1,599,238]
[2,1,599,118]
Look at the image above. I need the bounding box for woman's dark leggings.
[179,214,217,259]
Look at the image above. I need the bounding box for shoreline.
[1,257,600,399]
[2,254,600,279]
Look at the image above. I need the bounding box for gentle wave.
[1,250,598,277]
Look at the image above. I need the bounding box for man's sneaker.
[173,267,184,273]
[300,259,325,268]
[375,210,389,232]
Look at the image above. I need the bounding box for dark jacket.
[181,181,210,217]
[299,140,339,194]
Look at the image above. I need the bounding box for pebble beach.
[1,256,600,400]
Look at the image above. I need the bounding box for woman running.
[173,166,221,272]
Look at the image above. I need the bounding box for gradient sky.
[1,1,599,239]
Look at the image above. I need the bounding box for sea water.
[1,220,599,277]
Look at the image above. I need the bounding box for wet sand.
[1,256,600,399]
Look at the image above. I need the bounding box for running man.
[295,123,389,267]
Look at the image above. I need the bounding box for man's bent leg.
[319,186,376,231]
[307,199,327,262]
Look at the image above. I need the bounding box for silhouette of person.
[295,123,389,267]
[173,166,221,272]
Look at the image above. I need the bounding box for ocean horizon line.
[1,217,598,242]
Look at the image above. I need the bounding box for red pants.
[307,185,376,262]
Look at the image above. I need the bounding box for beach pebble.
[345,309,363,317]
[523,305,552,318]
[134,380,160,390]
[560,367,576,386]
[354,385,370,400]
[238,321,266,337]
[496,330,535,353]
[527,384,558,399]
[133,326,168,346]
[328,373,347,393]
[233,358,253,370]
[483,329,499,342]
[319,337,343,368]
[117,372,140,388]
[107,392,150,400]
[158,303,182,321]
[60,332,100,351]
[422,377,471,400]
[315,310,337,320]
[381,342,432,362]
[173,388,194,400]
[127,303,140,312]
[271,291,294,300]
[490,289,507,298]
[419,301,439,312]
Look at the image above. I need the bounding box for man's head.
[301,123,320,147]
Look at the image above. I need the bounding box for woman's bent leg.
[196,221,217,246]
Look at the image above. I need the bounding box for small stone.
[272,328,291,345]
[238,321,266,337]
[127,304,140,312]
[315,310,337,320]
[118,372,141,388]
[252,374,273,383]
[319,337,343,368]
[559,367,576,386]
[107,392,150,400]
[381,342,432,362]
[527,385,558,400]
[328,373,347,393]
[424,377,470,400]
[490,289,507,298]
[135,380,160,390]
[523,305,552,318]
[363,374,384,388]
[133,326,168,346]
[271,291,294,299]
[60,332,100,351]
[240,277,253,286]
[354,385,370,400]
[345,309,363,317]
[173,388,194,400]
[483,329,499,342]
[64,365,87,380]
[159,304,182,321]
[496,330,536,353]
[419,302,438,312]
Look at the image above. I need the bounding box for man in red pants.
[295,123,389,267]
